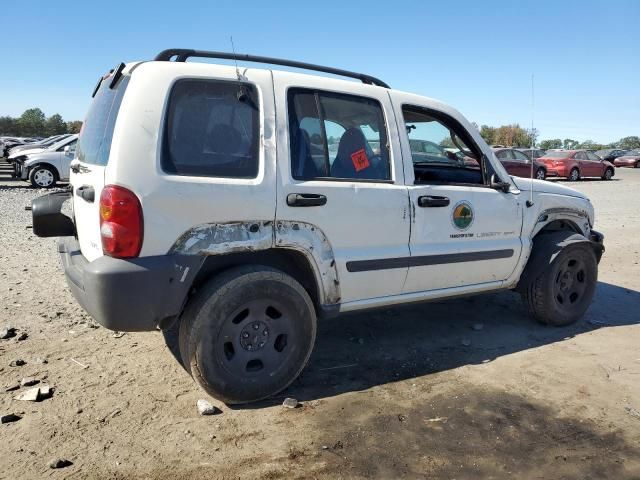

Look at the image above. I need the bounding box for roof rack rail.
[154,49,390,89]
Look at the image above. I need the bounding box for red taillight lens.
[99,185,143,258]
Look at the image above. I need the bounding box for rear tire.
[568,168,580,181]
[635,162,639,168]
[179,265,317,404]
[522,243,597,326]
[601,168,613,180]
[29,165,57,188]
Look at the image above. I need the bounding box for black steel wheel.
[523,243,597,326]
[179,265,316,404]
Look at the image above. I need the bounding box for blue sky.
[1,0,638,143]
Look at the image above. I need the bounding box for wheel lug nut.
[259,342,265,347]
[263,329,268,336]
[242,332,249,338]
[253,323,260,330]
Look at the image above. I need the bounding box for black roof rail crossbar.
[154,49,390,88]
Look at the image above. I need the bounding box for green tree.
[66,120,83,134]
[618,136,640,150]
[563,138,579,149]
[479,125,496,145]
[17,108,46,137]
[577,139,606,150]
[0,116,17,135]
[45,114,67,136]
[439,136,455,148]
[540,139,562,150]
[494,124,531,147]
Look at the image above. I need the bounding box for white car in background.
[15,134,78,187]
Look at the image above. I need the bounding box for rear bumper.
[58,236,203,331]
[545,166,569,177]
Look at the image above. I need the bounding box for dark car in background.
[539,149,615,181]
[613,149,640,168]
[493,147,547,180]
[595,149,627,162]
[517,148,547,160]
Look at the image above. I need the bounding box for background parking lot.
[1,166,639,479]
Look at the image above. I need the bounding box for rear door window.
[162,79,259,178]
[76,77,129,166]
[288,88,391,181]
[512,150,530,162]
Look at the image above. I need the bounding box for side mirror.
[63,146,71,155]
[490,174,511,193]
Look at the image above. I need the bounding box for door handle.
[418,195,450,207]
[286,193,327,207]
[75,185,95,203]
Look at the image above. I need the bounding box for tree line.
[0,108,82,137]
[476,123,640,151]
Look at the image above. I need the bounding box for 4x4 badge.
[452,201,474,230]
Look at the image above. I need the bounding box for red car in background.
[538,149,615,181]
[613,149,640,168]
[493,147,547,180]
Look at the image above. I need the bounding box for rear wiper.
[91,77,103,98]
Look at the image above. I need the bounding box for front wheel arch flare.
[515,230,601,293]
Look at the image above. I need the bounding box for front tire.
[535,168,546,180]
[179,265,317,404]
[601,168,613,180]
[568,168,580,181]
[28,165,57,188]
[522,243,597,326]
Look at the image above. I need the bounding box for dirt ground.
[1,161,639,480]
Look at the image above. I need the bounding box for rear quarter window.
[76,76,129,166]
[161,79,259,178]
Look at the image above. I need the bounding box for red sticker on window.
[350,149,370,172]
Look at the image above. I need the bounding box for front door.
[273,74,410,304]
[389,95,523,293]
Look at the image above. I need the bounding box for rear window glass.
[77,76,129,166]
[162,79,259,178]
[544,151,570,158]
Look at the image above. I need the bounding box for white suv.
[32,49,604,404]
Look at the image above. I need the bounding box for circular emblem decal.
[452,201,474,230]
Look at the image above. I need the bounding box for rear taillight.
[99,185,143,258]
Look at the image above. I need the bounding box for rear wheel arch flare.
[188,249,323,311]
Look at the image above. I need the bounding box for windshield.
[595,150,611,156]
[625,149,640,156]
[544,151,571,158]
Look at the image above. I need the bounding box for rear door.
[273,73,410,304]
[72,74,130,262]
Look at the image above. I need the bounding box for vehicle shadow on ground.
[163,281,639,408]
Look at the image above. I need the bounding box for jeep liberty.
[32,49,604,404]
